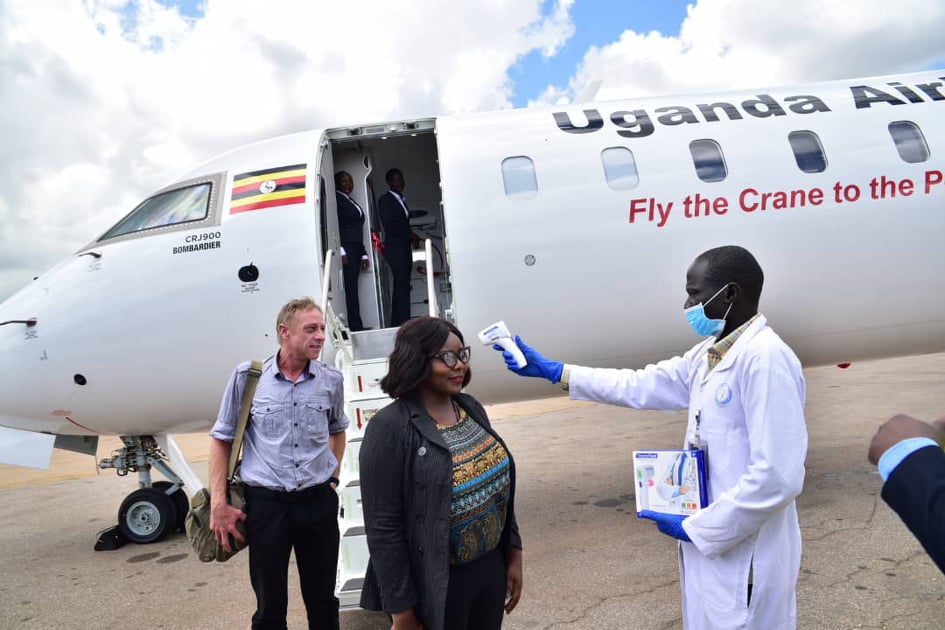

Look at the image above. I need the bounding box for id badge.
[687,411,709,472]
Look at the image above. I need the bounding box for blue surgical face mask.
[685,284,732,337]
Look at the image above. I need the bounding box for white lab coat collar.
[704,314,767,378]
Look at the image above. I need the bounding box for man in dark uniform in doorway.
[377,168,416,326]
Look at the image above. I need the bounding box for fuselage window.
[99,183,212,240]
[788,130,828,174]
[601,147,640,190]
[501,156,538,199]
[888,121,930,164]
[689,139,727,183]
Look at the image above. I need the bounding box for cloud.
[0,0,575,300]
[536,0,945,104]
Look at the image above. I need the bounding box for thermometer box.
[632,449,708,517]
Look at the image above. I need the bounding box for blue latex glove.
[637,510,692,542]
[492,335,563,384]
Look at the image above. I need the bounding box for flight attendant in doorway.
[377,168,416,326]
[335,170,369,331]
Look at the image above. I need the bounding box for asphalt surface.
[1,352,944,629]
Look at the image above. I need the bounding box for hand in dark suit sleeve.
[359,412,419,613]
[868,414,943,465]
[882,445,945,573]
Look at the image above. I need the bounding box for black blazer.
[358,393,522,630]
[377,191,412,245]
[882,445,945,573]
[335,191,365,250]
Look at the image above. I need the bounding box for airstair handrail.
[321,249,353,364]
[424,238,439,317]
[321,248,334,313]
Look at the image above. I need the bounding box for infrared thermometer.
[478,321,527,369]
[636,464,655,511]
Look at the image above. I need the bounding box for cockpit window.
[99,183,212,240]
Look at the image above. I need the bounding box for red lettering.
[739,187,823,212]
[683,194,727,217]
[870,175,917,199]
[925,170,944,194]
[629,198,649,223]
[740,188,759,212]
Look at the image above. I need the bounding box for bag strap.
[228,360,263,478]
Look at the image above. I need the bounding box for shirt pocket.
[251,403,285,441]
[301,395,330,441]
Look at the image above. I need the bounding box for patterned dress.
[438,403,511,565]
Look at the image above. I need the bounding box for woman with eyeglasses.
[359,316,523,630]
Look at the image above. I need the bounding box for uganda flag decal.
[230,164,306,214]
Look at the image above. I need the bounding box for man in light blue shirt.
[868,413,945,573]
[209,297,349,629]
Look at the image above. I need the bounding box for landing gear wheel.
[152,481,189,532]
[118,487,177,544]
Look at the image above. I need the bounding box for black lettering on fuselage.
[611,110,654,138]
[852,78,945,108]
[172,241,221,255]
[916,81,945,101]
[552,93,828,137]
[742,94,787,118]
[655,105,700,126]
[549,78,940,136]
[851,85,908,108]
[553,110,604,134]
[887,82,925,104]
[697,101,743,123]
[784,94,831,114]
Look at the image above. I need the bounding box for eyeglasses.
[431,346,471,368]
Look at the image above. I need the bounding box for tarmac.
[1,352,944,629]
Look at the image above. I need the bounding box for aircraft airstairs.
[322,240,441,608]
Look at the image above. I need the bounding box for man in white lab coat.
[495,245,808,629]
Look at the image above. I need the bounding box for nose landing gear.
[99,435,190,545]
[118,486,176,543]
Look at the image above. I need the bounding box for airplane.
[0,69,943,606]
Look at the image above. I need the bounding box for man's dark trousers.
[385,241,412,327]
[245,483,340,630]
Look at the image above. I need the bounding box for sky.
[1,0,944,301]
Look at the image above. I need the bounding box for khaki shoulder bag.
[185,360,262,562]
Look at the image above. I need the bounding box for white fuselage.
[1,70,944,438]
